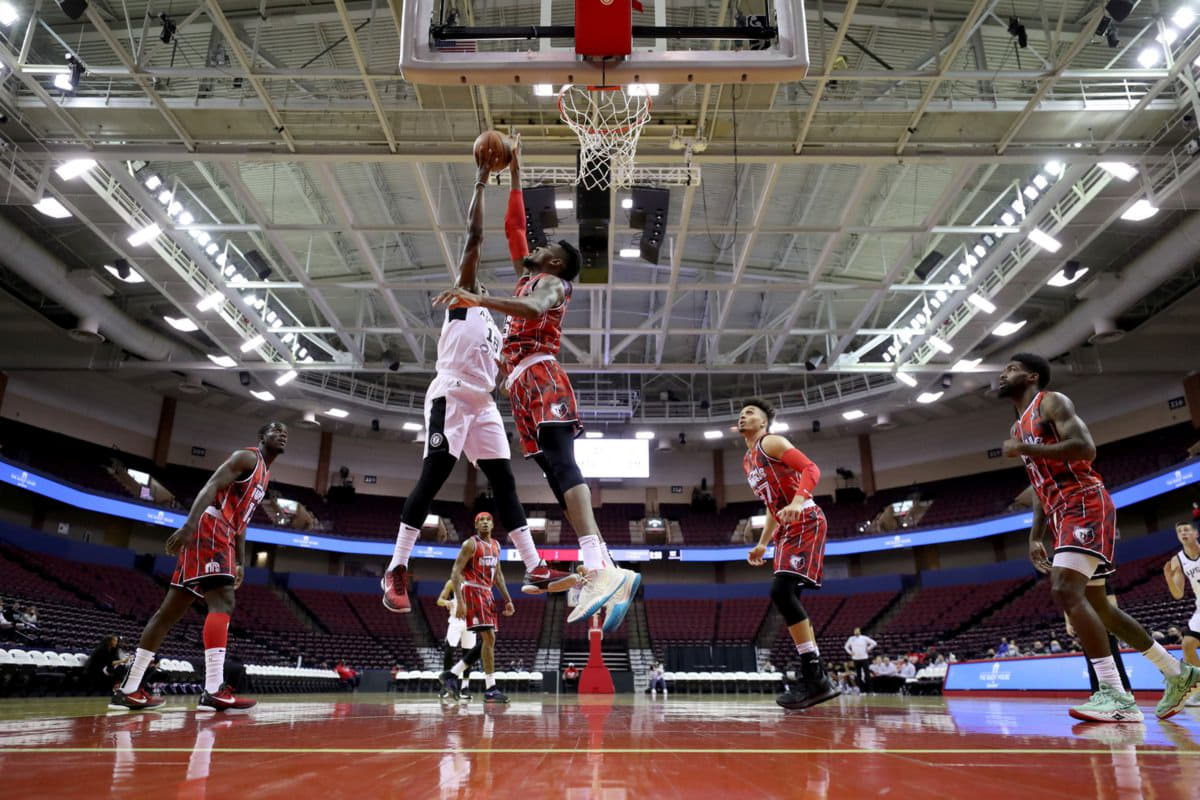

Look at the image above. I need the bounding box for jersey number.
[242,484,266,525]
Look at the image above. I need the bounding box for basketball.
[473,130,511,172]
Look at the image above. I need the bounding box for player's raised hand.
[747,544,767,566]
[509,133,522,169]
[503,601,515,617]
[433,287,482,309]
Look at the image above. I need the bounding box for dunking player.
[382,154,575,614]
[440,511,515,704]
[434,137,639,632]
[109,422,286,711]
[739,398,839,711]
[1164,521,1200,671]
[999,353,1200,721]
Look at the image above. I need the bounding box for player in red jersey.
[434,137,638,633]
[739,398,839,711]
[108,422,287,712]
[439,512,515,704]
[999,353,1199,721]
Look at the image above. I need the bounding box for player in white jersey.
[382,148,575,614]
[436,577,477,700]
[1164,521,1200,670]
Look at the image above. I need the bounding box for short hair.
[742,397,776,426]
[258,421,285,438]
[1010,352,1051,389]
[556,239,581,282]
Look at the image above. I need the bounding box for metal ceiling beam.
[410,163,462,282]
[654,183,698,366]
[712,163,781,347]
[0,47,94,145]
[1097,29,1200,155]
[332,0,399,154]
[793,0,859,154]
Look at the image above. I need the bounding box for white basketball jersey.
[1178,551,1200,610]
[436,307,502,392]
[446,595,459,622]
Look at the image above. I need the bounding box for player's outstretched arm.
[433,274,564,321]
[504,134,529,271]
[166,449,258,555]
[1164,558,1185,600]
[456,163,493,294]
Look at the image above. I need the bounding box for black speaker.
[239,371,251,387]
[522,186,557,249]
[812,420,821,433]
[245,249,272,280]
[576,153,611,221]
[578,220,609,283]
[630,186,670,265]
[371,419,380,432]
[913,250,944,281]
[55,0,89,20]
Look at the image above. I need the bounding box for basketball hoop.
[557,84,652,191]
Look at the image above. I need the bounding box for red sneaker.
[108,688,165,711]
[197,684,256,712]
[382,566,411,613]
[521,561,580,594]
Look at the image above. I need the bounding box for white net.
[557,85,652,190]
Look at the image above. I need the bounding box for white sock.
[388,523,421,572]
[120,648,155,693]
[508,526,541,571]
[1142,642,1183,678]
[451,661,467,679]
[795,641,818,657]
[1090,656,1125,693]
[485,674,496,689]
[579,534,605,572]
[204,648,226,694]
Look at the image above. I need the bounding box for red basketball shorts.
[1049,487,1117,578]
[509,358,582,458]
[773,505,828,588]
[171,514,237,598]
[460,584,498,632]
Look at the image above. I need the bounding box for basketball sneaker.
[521,561,580,595]
[567,567,626,623]
[197,684,256,713]
[439,670,460,701]
[601,569,642,633]
[381,566,411,613]
[108,688,165,711]
[1069,684,1143,723]
[777,664,841,711]
[483,687,510,704]
[1155,663,1200,719]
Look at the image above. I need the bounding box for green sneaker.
[1069,684,1144,723]
[1156,663,1200,720]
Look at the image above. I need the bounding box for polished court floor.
[1,693,1198,798]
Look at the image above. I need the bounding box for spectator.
[647,662,667,696]
[844,627,877,692]
[1006,639,1021,658]
[995,639,1009,658]
[1029,640,1045,655]
[335,660,359,690]
[898,657,916,680]
[1165,626,1183,645]
[84,635,129,692]
[762,661,776,673]
[563,663,580,691]
[1049,639,1063,654]
[0,605,11,631]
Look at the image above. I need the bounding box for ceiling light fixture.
[275,369,298,386]
[325,408,349,419]
[1137,45,1163,68]
[966,293,996,313]
[239,335,265,353]
[163,315,198,332]
[1027,229,1063,253]
[104,260,144,284]
[842,410,865,421]
[584,431,604,439]
[1172,8,1196,28]
[127,223,161,246]
[622,198,633,209]
[1048,263,1089,287]
[54,159,96,181]
[0,3,18,26]
[34,197,72,218]
[916,391,944,404]
[207,354,237,368]
[533,84,554,96]
[992,319,1027,337]
[951,358,982,372]
[196,290,224,312]
[928,335,954,354]
[703,430,724,440]
[1098,161,1138,182]
[402,421,423,432]
[1044,161,1064,177]
[1121,198,1159,221]
[250,390,275,402]
[894,372,918,387]
[635,430,655,439]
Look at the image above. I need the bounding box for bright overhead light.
[402,421,423,432]
[966,293,996,313]
[127,223,161,246]
[951,358,982,372]
[34,197,72,218]
[0,3,19,26]
[1047,266,1089,287]
[1121,198,1159,221]
[935,290,948,302]
[196,291,224,312]
[619,248,640,258]
[1032,174,1049,190]
[703,430,724,440]
[1072,141,1084,149]
[240,335,265,353]
[894,372,918,387]
[216,253,229,267]
[207,354,237,368]
[555,199,574,210]
[162,315,198,332]
[929,298,941,310]
[205,242,219,256]
[883,351,894,361]
[622,198,633,210]
[297,348,308,359]
[992,319,1027,337]
[948,274,962,287]
[275,369,298,386]
[627,83,660,96]
[167,200,182,217]
[1172,8,1196,28]
[143,174,163,191]
[1010,197,1026,216]
[1157,28,1180,46]
[916,391,944,404]
[1027,229,1063,253]
[325,408,349,419]
[584,431,604,439]
[767,421,789,433]
[53,73,75,91]
[157,189,173,205]
[973,244,986,258]
[1098,162,1138,182]
[1137,45,1163,68]
[957,263,971,277]
[55,159,96,180]
[635,430,656,439]
[914,312,927,325]
[965,254,979,268]
[104,263,145,284]
[842,410,865,421]
[250,390,275,402]
[1044,160,1064,177]
[191,230,211,246]
[177,211,194,226]
[928,335,954,354]
[533,84,554,96]
[1023,185,1039,200]
[1000,212,1016,226]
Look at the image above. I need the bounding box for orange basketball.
[473,130,511,172]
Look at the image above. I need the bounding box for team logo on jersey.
[204,561,223,574]
[1073,526,1096,545]
[790,554,807,572]
[550,401,569,419]
[429,433,445,449]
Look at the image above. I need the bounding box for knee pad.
[537,427,585,494]
[770,574,808,626]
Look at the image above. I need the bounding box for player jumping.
[440,511,515,704]
[739,398,839,711]
[1000,353,1200,721]
[382,155,575,615]
[109,422,287,712]
[1164,521,1200,672]
[434,136,639,632]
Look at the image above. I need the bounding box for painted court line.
[1,746,1197,755]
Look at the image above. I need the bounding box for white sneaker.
[567,567,625,622]
[601,569,641,633]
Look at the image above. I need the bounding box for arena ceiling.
[1,0,1199,432]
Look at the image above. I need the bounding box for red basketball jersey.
[1011,391,1105,512]
[743,438,810,521]
[501,273,572,365]
[210,448,270,535]
[462,536,500,587]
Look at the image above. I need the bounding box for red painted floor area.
[1,694,1199,798]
